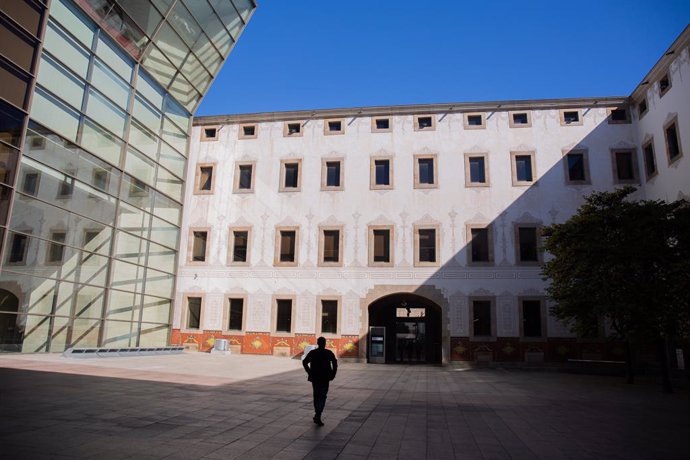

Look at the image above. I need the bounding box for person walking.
[303,336,338,426]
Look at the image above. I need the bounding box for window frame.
[559,109,583,126]
[519,297,546,340]
[610,148,639,184]
[562,148,590,185]
[274,226,299,267]
[318,225,344,267]
[317,296,341,336]
[182,293,204,332]
[466,224,494,266]
[283,121,303,137]
[659,72,672,98]
[279,159,302,192]
[642,138,658,181]
[371,117,392,133]
[238,123,258,140]
[413,114,436,132]
[194,162,216,195]
[463,112,486,130]
[469,297,496,340]
[508,111,532,128]
[607,107,631,125]
[370,156,394,190]
[233,161,255,193]
[228,226,251,266]
[324,118,345,136]
[464,152,490,187]
[514,224,542,266]
[200,125,219,141]
[46,230,67,264]
[638,98,648,119]
[510,151,536,186]
[413,224,440,267]
[7,232,31,265]
[413,154,438,189]
[368,224,394,267]
[21,171,40,196]
[187,227,210,265]
[223,294,247,333]
[664,115,683,165]
[272,295,297,335]
[321,157,344,191]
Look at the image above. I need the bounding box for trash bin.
[214,339,229,352]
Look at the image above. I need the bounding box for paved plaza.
[0,353,688,459]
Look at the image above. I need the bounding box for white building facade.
[173,28,689,363]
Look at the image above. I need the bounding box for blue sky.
[196,1,690,116]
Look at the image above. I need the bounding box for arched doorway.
[368,293,442,364]
[0,288,22,352]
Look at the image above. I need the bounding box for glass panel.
[85,89,127,138]
[106,290,140,323]
[136,69,164,110]
[469,157,485,183]
[153,192,181,225]
[191,34,223,74]
[515,155,533,182]
[133,96,162,134]
[17,313,51,352]
[0,313,25,352]
[138,323,169,346]
[68,316,100,348]
[150,216,178,249]
[159,141,186,176]
[91,59,131,110]
[147,241,176,274]
[169,2,202,49]
[155,166,183,202]
[0,144,19,187]
[57,282,105,319]
[163,97,190,133]
[0,272,57,317]
[168,73,199,112]
[418,229,435,262]
[231,0,254,21]
[114,231,148,266]
[154,23,188,68]
[43,21,90,79]
[120,174,154,213]
[117,200,151,238]
[128,120,159,161]
[36,54,85,111]
[144,267,174,298]
[117,0,163,36]
[50,0,95,48]
[141,295,170,324]
[141,45,176,87]
[124,148,156,185]
[2,0,43,36]
[212,0,244,38]
[82,0,148,58]
[0,101,26,148]
[80,119,123,166]
[103,318,137,347]
[30,88,80,142]
[95,35,134,82]
[181,52,211,93]
[81,226,112,257]
[110,260,145,293]
[162,117,188,155]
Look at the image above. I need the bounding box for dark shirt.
[303,347,338,384]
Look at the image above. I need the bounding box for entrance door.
[395,307,425,363]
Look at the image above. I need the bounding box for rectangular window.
[565,152,587,183]
[22,172,39,196]
[659,74,671,97]
[57,174,75,198]
[321,299,338,334]
[324,119,344,135]
[612,149,637,183]
[201,127,217,141]
[522,300,542,337]
[664,118,682,164]
[187,297,201,329]
[560,110,582,125]
[231,230,249,263]
[276,299,292,332]
[372,117,391,132]
[321,159,343,190]
[472,300,492,337]
[517,226,539,263]
[228,298,244,331]
[416,157,435,186]
[608,107,630,124]
[416,228,437,265]
[276,228,298,265]
[284,122,302,136]
[414,115,434,130]
[48,232,67,263]
[196,164,214,193]
[509,111,531,128]
[191,231,207,262]
[465,155,487,186]
[281,160,301,191]
[234,163,254,192]
[643,139,657,180]
[321,229,341,264]
[371,158,392,189]
[92,168,109,191]
[370,227,392,265]
[239,123,257,139]
[9,233,29,263]
[638,99,648,118]
[511,152,535,185]
[469,226,492,264]
[464,113,485,129]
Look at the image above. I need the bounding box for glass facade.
[0,0,255,352]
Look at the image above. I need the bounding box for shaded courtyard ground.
[0,353,688,459]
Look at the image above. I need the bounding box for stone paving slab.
[0,354,688,459]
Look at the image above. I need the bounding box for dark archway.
[368,293,442,364]
[0,288,23,352]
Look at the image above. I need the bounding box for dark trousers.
[312,381,329,417]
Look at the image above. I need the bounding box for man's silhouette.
[303,337,337,426]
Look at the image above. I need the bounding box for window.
[275,227,298,266]
[320,299,339,335]
[47,231,67,263]
[607,107,631,124]
[521,299,543,338]
[611,149,638,183]
[319,227,342,266]
[92,168,109,191]
[275,299,293,333]
[370,157,393,189]
[414,154,437,188]
[201,126,218,141]
[516,225,540,264]
[664,116,683,164]
[511,151,535,185]
[8,233,29,264]
[239,123,257,139]
[414,226,438,266]
[321,159,343,190]
[324,118,344,135]
[414,114,435,131]
[195,163,215,194]
[471,299,493,337]
[233,162,255,193]
[369,226,393,266]
[227,297,244,331]
[563,150,589,184]
[642,139,657,180]
[560,109,582,126]
[467,225,493,265]
[280,160,301,191]
[659,73,671,97]
[21,171,40,196]
[464,153,489,187]
[463,113,485,130]
[190,230,208,263]
[638,99,648,118]
[229,228,250,265]
[283,121,302,137]
[186,296,202,329]
[371,117,391,133]
[509,111,531,128]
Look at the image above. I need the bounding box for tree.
[541,187,690,392]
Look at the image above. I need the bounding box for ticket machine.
[369,326,386,363]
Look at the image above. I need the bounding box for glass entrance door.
[395,306,425,363]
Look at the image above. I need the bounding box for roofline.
[629,24,690,102]
[193,96,629,126]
